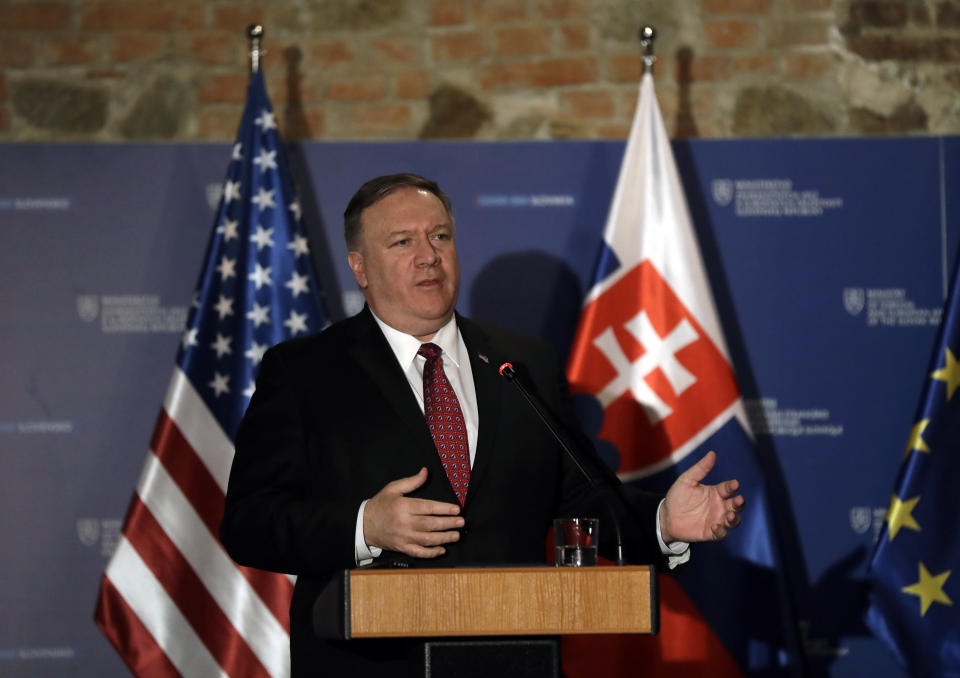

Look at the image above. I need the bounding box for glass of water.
[553,518,598,566]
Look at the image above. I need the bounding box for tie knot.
[418,342,442,361]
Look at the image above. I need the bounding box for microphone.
[498,361,627,566]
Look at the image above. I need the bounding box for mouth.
[416,278,442,288]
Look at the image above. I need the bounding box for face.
[348,187,460,341]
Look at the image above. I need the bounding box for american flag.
[563,71,796,677]
[95,68,328,678]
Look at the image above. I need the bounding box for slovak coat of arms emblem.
[843,288,865,316]
[711,178,734,207]
[77,295,99,322]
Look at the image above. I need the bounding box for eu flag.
[866,249,960,678]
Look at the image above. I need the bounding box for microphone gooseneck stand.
[498,362,628,566]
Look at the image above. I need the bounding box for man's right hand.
[363,467,464,558]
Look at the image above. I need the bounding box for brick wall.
[1,0,958,141]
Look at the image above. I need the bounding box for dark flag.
[866,248,960,677]
[95,68,327,677]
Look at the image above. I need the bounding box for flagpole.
[639,25,656,74]
[248,24,263,74]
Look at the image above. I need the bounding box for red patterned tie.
[418,343,470,505]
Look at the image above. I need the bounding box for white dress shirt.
[354,311,689,567]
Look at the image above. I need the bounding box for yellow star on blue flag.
[931,347,960,401]
[902,562,953,616]
[866,251,960,677]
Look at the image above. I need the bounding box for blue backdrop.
[1,138,958,677]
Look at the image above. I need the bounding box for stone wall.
[1,0,958,141]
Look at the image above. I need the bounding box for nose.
[414,236,440,266]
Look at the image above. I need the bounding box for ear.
[348,251,367,288]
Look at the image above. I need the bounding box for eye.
[391,238,410,247]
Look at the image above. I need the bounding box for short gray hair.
[343,173,454,251]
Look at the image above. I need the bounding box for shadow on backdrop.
[674,46,700,140]
[468,250,584,360]
[281,46,345,322]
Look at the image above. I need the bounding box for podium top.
[314,565,658,639]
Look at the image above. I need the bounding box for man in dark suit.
[220,173,744,676]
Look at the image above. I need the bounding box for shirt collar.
[370,310,462,371]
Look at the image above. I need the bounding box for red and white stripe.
[96,368,293,678]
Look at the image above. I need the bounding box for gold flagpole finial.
[248,24,264,74]
[639,25,656,74]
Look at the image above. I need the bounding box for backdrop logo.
[859,288,943,327]
[743,397,844,437]
[711,179,734,206]
[77,518,100,547]
[843,287,865,316]
[850,506,887,541]
[475,193,576,208]
[77,295,99,322]
[716,178,843,217]
[0,420,75,434]
[0,196,71,211]
[206,182,223,210]
[849,506,872,534]
[0,647,76,662]
[78,518,122,557]
[78,294,187,333]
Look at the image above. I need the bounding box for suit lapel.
[343,309,508,506]
[344,308,458,501]
[458,316,505,505]
[345,309,436,443]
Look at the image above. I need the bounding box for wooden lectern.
[314,566,657,677]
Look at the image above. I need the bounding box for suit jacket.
[220,307,666,676]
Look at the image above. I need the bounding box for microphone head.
[498,362,515,379]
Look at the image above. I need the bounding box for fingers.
[380,499,463,534]
[396,508,464,537]
[386,466,430,495]
[720,478,740,498]
[364,470,465,557]
[721,489,744,517]
[414,513,465,533]
[416,528,462,547]
[711,511,739,540]
[708,508,743,542]
[406,496,461,516]
[405,544,450,559]
[684,450,717,483]
[394,524,462,559]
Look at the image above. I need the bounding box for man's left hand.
[659,450,744,544]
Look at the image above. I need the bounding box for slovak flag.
[564,71,796,676]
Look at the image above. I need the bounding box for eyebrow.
[386,223,451,238]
